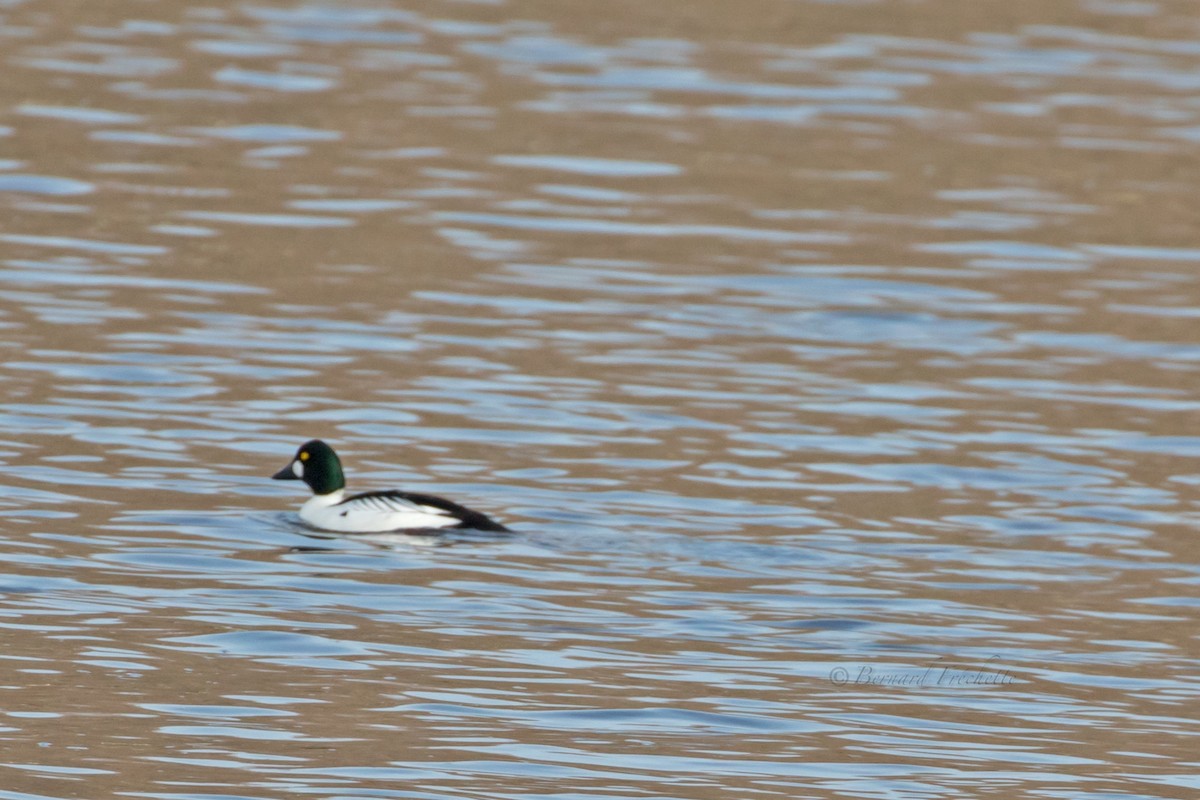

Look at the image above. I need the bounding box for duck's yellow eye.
[299,451,310,461]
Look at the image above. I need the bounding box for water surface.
[1,1,1198,798]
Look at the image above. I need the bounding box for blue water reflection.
[0,0,1196,798]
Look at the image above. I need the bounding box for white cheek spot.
[292,460,304,478]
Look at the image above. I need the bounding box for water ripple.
[0,1,1195,798]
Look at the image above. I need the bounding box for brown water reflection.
[1,0,1198,798]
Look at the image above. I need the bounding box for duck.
[272,439,510,534]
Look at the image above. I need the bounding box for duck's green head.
[272,439,345,495]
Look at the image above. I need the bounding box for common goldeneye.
[272,439,509,533]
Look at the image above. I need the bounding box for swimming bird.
[272,439,509,533]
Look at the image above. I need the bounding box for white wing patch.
[346,494,453,517]
[299,491,461,533]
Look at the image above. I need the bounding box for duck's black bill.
[272,465,299,480]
